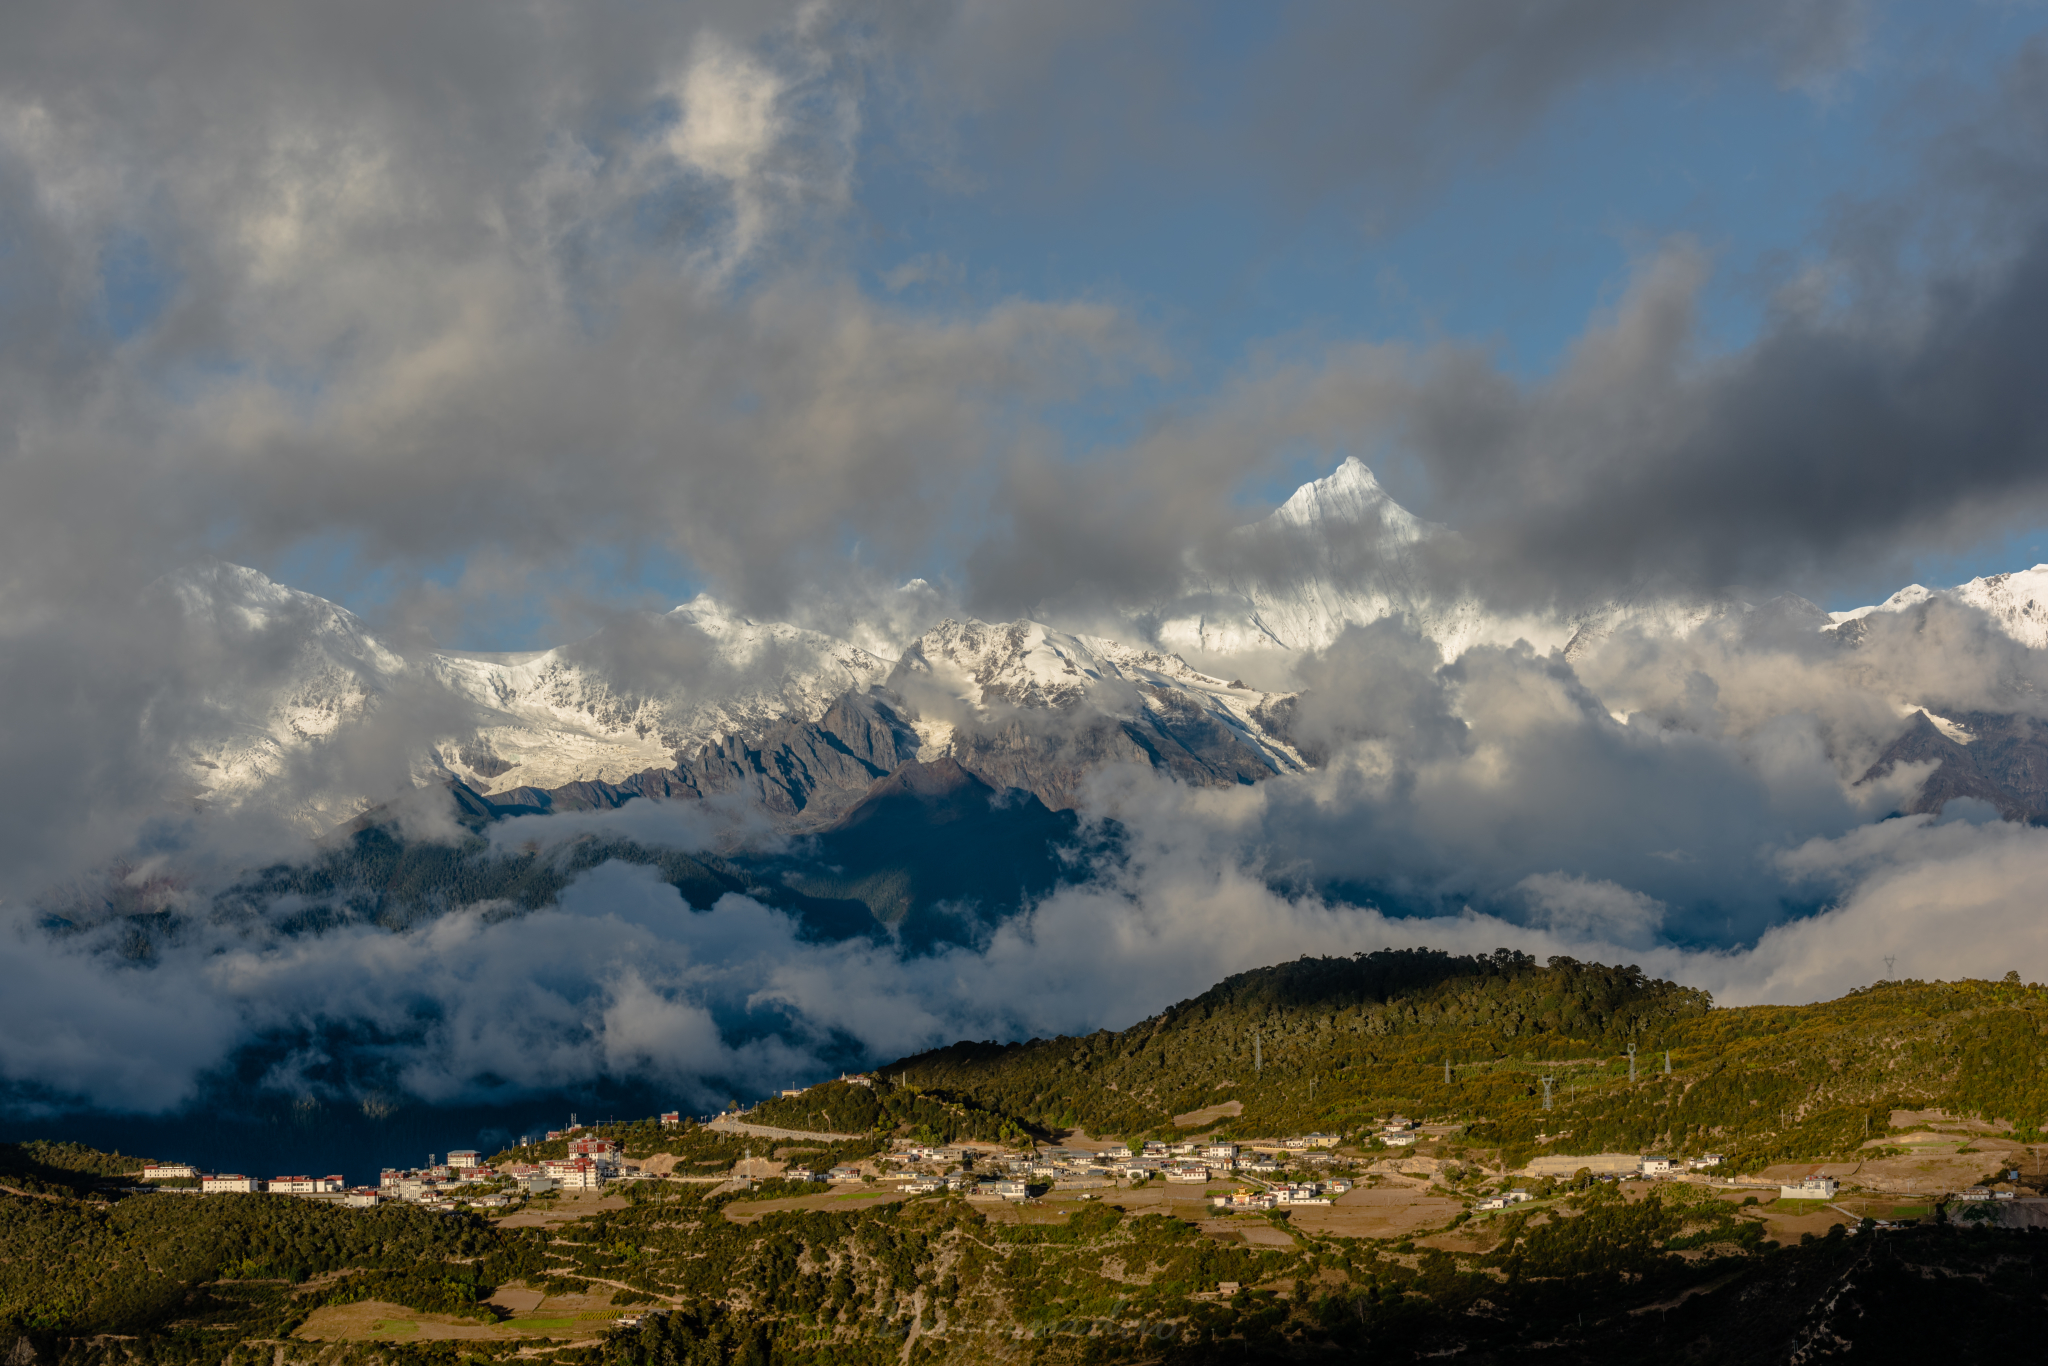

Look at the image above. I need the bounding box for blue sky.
[66,0,2048,645]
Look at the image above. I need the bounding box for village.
[131,1091,2036,1233]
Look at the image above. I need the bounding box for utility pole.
[1254,1032,1262,1075]
[1542,1076,1553,1112]
[1664,1050,1671,1076]
[1627,1043,1636,1084]
[1444,1058,1452,1085]
[1884,956,1896,980]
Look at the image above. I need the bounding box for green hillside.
[8,953,2048,1364]
[883,950,2048,1168]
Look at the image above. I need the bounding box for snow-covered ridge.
[427,595,891,790]
[1830,566,2048,649]
[162,566,893,824]
[157,467,2048,832]
[892,618,1305,774]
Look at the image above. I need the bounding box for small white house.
[142,1163,198,1180]
[1954,1187,1993,1202]
[1779,1177,1839,1201]
[446,1150,480,1169]
[1382,1131,1417,1147]
[1639,1157,1675,1176]
[202,1174,258,1193]
[1687,1154,1724,1170]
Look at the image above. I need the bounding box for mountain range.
[161,458,2048,839]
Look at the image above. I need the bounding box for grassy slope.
[883,951,2048,1169]
[10,954,2048,1363]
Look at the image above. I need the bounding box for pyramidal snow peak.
[153,464,2048,833]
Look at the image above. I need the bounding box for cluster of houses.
[1636,1154,1724,1177]
[144,1148,520,1210]
[796,1135,1359,1203]
[139,1130,658,1211]
[495,1135,629,1193]
[1210,1180,1353,1212]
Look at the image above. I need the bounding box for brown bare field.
[723,1185,914,1222]
[1055,1129,1118,1151]
[1417,1224,1502,1254]
[295,1284,629,1344]
[1754,1201,1854,1242]
[494,1190,628,1228]
[1741,1138,2036,1197]
[1889,1108,2010,1133]
[1172,1100,1243,1128]
[1097,1186,1222,1220]
[1197,1218,1298,1248]
[1284,1185,1463,1240]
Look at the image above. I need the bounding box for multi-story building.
[202,1175,258,1193]
[267,1175,345,1195]
[542,1157,606,1189]
[142,1163,199,1180]
[446,1150,480,1170]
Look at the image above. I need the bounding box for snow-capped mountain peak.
[1266,455,1434,542]
[1830,566,2048,649]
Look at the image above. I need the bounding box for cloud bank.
[3,2,2048,1118]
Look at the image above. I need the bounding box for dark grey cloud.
[912,0,1869,214]
[958,33,2048,623]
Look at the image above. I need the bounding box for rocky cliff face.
[1858,709,2048,824]
[887,617,1304,811]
